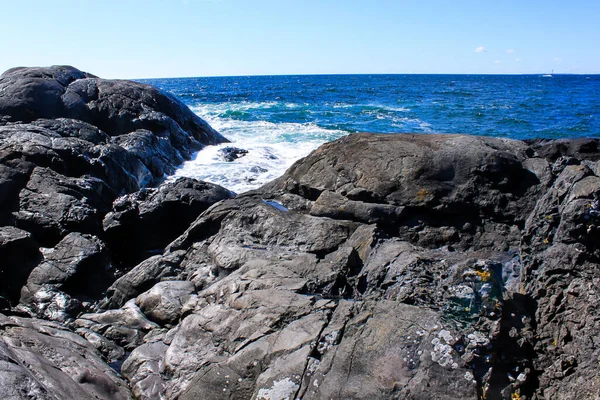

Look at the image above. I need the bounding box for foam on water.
[170,102,347,193]
[145,74,600,193]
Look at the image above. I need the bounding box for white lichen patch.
[438,330,456,345]
[467,331,490,348]
[431,330,458,369]
[447,284,474,299]
[256,378,299,400]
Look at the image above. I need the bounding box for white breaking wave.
[169,103,347,193]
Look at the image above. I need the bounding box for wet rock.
[75,299,160,350]
[218,146,248,162]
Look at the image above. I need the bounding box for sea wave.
[170,104,348,193]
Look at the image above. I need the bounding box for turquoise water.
[142,74,600,192]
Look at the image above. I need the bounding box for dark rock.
[264,133,542,251]
[2,70,600,400]
[13,167,114,246]
[0,66,228,155]
[28,117,111,144]
[218,146,248,162]
[0,65,229,324]
[0,227,41,305]
[103,177,234,267]
[310,189,406,225]
[19,232,113,321]
[526,137,600,162]
[519,161,600,399]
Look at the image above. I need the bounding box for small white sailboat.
[542,70,554,78]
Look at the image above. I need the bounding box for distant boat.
[542,70,554,78]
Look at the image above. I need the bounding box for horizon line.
[134,72,600,80]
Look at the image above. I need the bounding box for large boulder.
[0,66,227,157]
[0,66,230,319]
[263,133,543,251]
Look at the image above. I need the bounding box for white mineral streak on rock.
[256,378,299,400]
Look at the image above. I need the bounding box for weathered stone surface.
[519,158,600,399]
[103,250,188,309]
[0,66,227,154]
[264,133,542,252]
[19,232,112,322]
[0,226,41,306]
[2,67,600,400]
[75,299,160,350]
[0,65,228,248]
[136,281,195,326]
[0,313,130,399]
[103,177,234,267]
[14,167,112,246]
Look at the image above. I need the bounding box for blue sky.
[1,0,598,78]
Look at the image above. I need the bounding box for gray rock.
[75,299,160,350]
[0,312,130,399]
[519,159,600,399]
[121,341,169,399]
[104,250,187,309]
[136,281,195,326]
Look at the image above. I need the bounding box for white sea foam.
[170,103,347,193]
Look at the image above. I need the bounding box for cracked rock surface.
[1,66,600,400]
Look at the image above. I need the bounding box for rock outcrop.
[1,66,599,400]
[0,65,232,398]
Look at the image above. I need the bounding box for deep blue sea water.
[141,74,600,192]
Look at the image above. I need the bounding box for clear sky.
[1,0,599,78]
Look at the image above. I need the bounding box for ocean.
[141,74,600,193]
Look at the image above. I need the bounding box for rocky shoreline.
[1,66,600,399]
